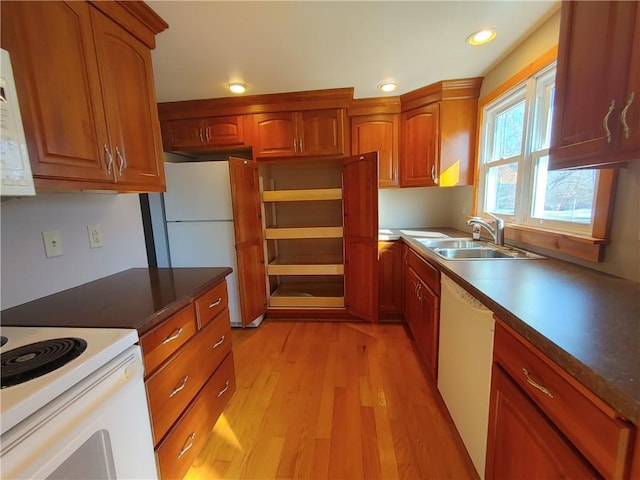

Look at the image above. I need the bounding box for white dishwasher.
[438,274,495,479]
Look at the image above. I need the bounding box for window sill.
[505,224,607,263]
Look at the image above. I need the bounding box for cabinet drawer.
[156,352,236,480]
[146,309,232,444]
[195,280,228,329]
[407,248,440,295]
[141,306,197,377]
[494,321,634,479]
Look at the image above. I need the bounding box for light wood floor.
[185,321,478,480]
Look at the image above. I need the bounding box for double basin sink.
[416,238,544,260]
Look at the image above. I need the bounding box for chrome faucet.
[466,213,505,246]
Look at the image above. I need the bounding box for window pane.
[492,101,525,161]
[532,156,596,224]
[485,162,518,215]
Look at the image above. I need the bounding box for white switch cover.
[87,224,104,248]
[42,230,63,258]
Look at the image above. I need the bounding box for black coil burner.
[1,338,87,388]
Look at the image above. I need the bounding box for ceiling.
[148,1,559,104]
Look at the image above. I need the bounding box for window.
[476,52,617,262]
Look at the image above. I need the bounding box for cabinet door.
[378,241,403,316]
[404,267,422,342]
[417,280,439,379]
[400,104,439,187]
[0,1,113,183]
[229,157,267,326]
[298,109,346,156]
[550,1,637,168]
[162,119,204,149]
[486,366,598,479]
[343,152,378,322]
[203,116,246,147]
[352,114,399,187]
[91,7,164,190]
[620,7,640,154]
[253,112,297,157]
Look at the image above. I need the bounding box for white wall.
[379,187,470,229]
[0,192,148,309]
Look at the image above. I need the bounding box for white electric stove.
[0,326,158,479]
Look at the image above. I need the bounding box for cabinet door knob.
[621,92,635,139]
[603,99,616,144]
[431,165,438,185]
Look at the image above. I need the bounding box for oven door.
[0,346,157,479]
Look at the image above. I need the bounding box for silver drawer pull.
[169,375,189,398]
[217,380,230,398]
[208,298,222,308]
[522,368,554,398]
[161,326,184,345]
[621,92,635,139]
[212,335,226,349]
[177,432,196,458]
[103,144,113,174]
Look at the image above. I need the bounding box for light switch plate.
[42,230,63,258]
[87,224,104,248]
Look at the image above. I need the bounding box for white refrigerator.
[154,160,262,328]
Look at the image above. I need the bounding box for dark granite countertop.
[388,228,640,425]
[0,267,232,336]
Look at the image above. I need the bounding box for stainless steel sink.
[416,238,479,249]
[415,237,544,260]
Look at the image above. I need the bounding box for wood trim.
[348,97,402,116]
[158,88,355,120]
[505,224,607,262]
[400,78,483,112]
[479,46,558,109]
[269,296,345,308]
[90,1,168,48]
[267,263,344,276]
[591,169,618,239]
[262,188,342,202]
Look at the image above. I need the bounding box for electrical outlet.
[42,230,63,258]
[87,224,104,248]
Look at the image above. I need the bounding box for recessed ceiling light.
[378,81,398,93]
[466,29,497,46]
[228,82,247,94]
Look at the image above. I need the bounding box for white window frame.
[477,62,598,236]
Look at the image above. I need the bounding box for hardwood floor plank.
[185,321,478,480]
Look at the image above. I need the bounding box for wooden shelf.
[264,226,343,239]
[269,280,344,308]
[267,254,343,275]
[263,188,342,202]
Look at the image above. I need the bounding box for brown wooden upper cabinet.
[399,78,482,188]
[253,109,348,158]
[161,116,249,153]
[549,1,640,170]
[0,1,168,192]
[351,114,399,187]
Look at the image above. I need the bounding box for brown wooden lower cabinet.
[403,248,440,378]
[485,365,598,479]
[378,241,403,317]
[156,352,236,480]
[487,319,635,479]
[140,277,236,480]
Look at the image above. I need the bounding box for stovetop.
[0,326,139,435]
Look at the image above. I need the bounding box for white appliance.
[155,160,262,328]
[437,274,495,479]
[0,326,157,479]
[0,48,35,196]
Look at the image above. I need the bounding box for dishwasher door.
[438,274,495,479]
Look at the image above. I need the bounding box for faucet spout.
[466,213,504,246]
